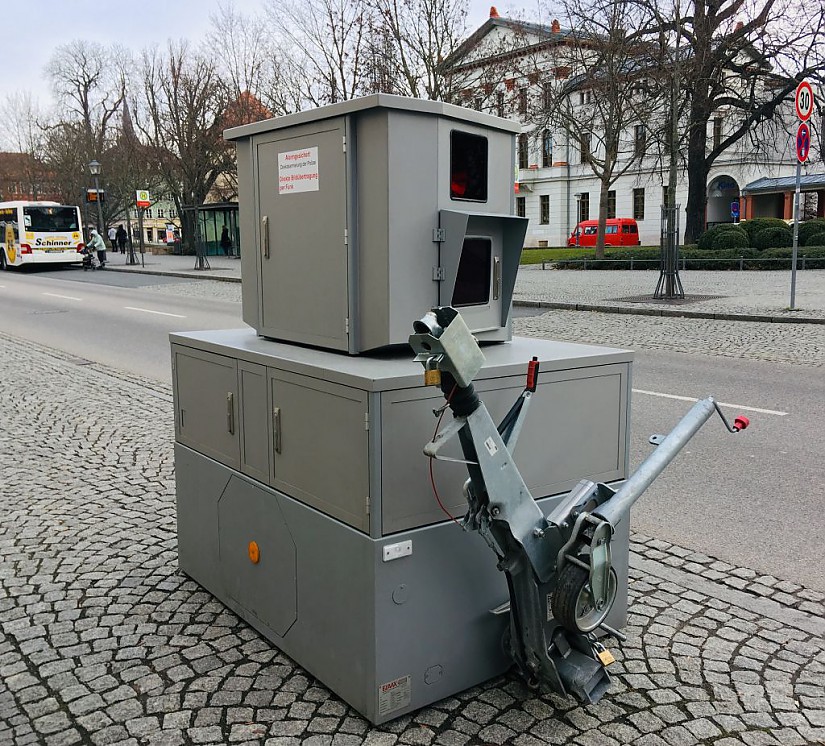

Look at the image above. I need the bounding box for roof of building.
[742,173,825,194]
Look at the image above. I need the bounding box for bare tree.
[636,0,825,243]
[137,41,235,253]
[265,0,372,106]
[42,41,133,224]
[530,2,662,258]
[367,0,468,100]
[208,1,299,117]
[0,92,49,199]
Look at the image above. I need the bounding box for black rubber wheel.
[552,562,618,634]
[0,250,7,270]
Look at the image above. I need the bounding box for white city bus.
[0,201,85,269]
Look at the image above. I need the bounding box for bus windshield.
[23,206,79,232]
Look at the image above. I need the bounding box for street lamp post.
[88,160,104,234]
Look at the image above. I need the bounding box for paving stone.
[2,310,825,746]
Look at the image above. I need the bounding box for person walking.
[220,225,233,257]
[108,225,117,252]
[116,224,127,254]
[88,228,107,268]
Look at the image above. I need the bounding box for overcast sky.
[3,0,511,109]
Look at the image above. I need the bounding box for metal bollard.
[802,255,806,270]
[630,257,634,270]
[739,256,744,271]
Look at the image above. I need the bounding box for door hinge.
[364,412,370,431]
[432,266,445,281]
[342,135,347,153]
[345,317,350,334]
[366,495,370,514]
[344,228,348,246]
[433,227,446,242]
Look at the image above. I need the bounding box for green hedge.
[753,226,793,250]
[739,217,790,242]
[806,231,825,247]
[799,219,825,244]
[697,223,747,250]
[550,245,825,270]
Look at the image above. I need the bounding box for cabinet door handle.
[262,215,270,259]
[493,257,501,300]
[226,392,235,434]
[273,406,282,454]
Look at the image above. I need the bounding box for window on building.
[663,185,670,206]
[473,97,483,111]
[540,195,550,224]
[713,117,723,149]
[518,87,528,115]
[516,196,526,218]
[607,190,616,219]
[541,130,553,167]
[579,132,591,163]
[543,82,552,109]
[579,193,590,221]
[633,188,645,220]
[157,209,165,219]
[496,90,505,117]
[146,228,153,242]
[634,125,646,157]
[518,133,529,169]
[145,209,153,218]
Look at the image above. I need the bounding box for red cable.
[429,384,462,526]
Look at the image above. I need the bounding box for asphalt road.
[2,265,822,591]
[0,265,246,381]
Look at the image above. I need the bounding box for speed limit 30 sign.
[795,80,814,122]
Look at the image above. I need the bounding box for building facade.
[442,13,805,247]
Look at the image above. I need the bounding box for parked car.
[567,218,641,247]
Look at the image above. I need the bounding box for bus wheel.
[0,250,7,270]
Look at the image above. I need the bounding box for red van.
[567,218,641,246]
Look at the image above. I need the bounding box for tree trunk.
[683,96,711,245]
[595,178,610,260]
[181,209,197,255]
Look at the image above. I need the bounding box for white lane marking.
[124,306,186,319]
[43,292,82,301]
[632,388,787,416]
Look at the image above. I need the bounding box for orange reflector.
[424,369,441,387]
[248,540,260,564]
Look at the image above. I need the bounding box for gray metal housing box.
[171,329,634,723]
[225,95,527,353]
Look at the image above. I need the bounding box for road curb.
[104,266,242,283]
[513,299,825,325]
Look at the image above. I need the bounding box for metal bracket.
[432,227,446,242]
[649,434,665,445]
[432,266,445,281]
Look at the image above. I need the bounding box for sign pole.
[790,160,801,310]
[790,80,814,311]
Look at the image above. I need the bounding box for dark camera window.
[452,238,491,307]
[450,131,488,202]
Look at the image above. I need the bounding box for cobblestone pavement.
[2,332,825,746]
[514,268,825,321]
[512,311,825,367]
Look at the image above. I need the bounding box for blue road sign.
[797,123,811,163]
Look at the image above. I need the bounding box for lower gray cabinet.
[173,347,240,470]
[172,332,631,541]
[268,369,371,533]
